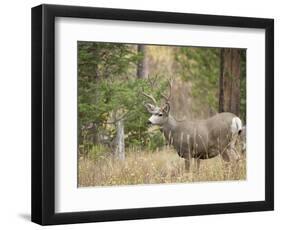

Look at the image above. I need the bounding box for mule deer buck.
[143,79,243,171]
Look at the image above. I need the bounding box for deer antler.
[141,91,157,105]
[147,74,159,88]
[161,78,173,102]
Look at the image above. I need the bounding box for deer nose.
[147,120,152,125]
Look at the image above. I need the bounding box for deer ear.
[144,103,156,113]
[163,103,170,114]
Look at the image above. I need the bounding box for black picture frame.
[31,4,274,225]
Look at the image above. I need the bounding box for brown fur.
[162,112,237,160]
[145,100,242,171]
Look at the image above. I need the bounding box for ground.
[78,147,246,187]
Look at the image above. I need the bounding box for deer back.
[162,112,240,158]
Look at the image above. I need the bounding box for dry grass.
[78,147,246,187]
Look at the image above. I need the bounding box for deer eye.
[158,113,163,117]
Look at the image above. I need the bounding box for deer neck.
[162,115,177,134]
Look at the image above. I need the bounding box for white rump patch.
[231,117,243,134]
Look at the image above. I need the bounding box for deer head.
[142,79,172,126]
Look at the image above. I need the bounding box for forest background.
[78,42,246,186]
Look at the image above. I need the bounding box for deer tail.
[231,117,243,135]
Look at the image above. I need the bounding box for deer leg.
[222,145,240,179]
[184,159,191,172]
[223,141,240,163]
[229,148,240,162]
[229,134,241,162]
[221,151,230,162]
[221,151,231,179]
[194,158,200,173]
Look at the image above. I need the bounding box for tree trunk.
[114,119,125,160]
[137,45,149,79]
[219,48,241,116]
